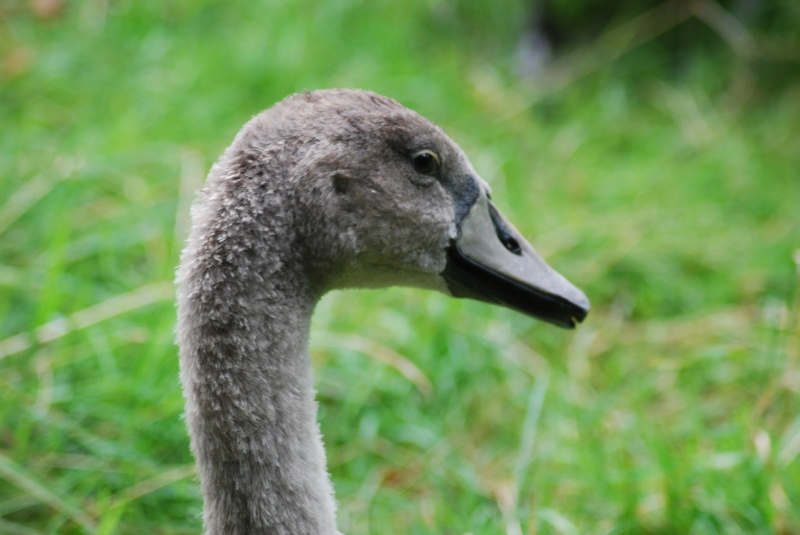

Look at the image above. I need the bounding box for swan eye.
[411,151,440,175]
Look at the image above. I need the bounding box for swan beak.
[442,189,590,329]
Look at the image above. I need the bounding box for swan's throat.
[178,244,339,535]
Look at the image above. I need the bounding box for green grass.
[1,1,799,534]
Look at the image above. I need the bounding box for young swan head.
[211,89,589,328]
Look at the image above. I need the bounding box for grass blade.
[0,282,174,360]
[0,454,96,534]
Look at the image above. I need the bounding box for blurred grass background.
[1,0,799,533]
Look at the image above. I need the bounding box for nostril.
[502,235,521,255]
[487,203,523,256]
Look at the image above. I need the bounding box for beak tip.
[576,294,591,315]
[552,283,590,328]
[565,299,590,329]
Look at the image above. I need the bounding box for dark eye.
[411,150,440,175]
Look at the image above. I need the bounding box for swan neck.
[178,239,339,534]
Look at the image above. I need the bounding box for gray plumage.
[177,89,588,535]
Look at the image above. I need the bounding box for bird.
[176,88,589,535]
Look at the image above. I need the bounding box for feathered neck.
[176,162,340,535]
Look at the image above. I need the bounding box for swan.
[176,89,589,535]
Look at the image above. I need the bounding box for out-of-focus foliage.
[0,0,798,534]
[538,0,798,46]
